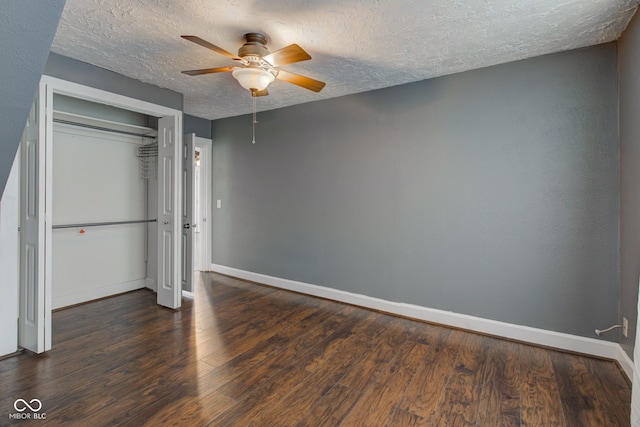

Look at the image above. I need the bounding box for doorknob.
[183,223,191,229]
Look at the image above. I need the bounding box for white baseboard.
[52,279,147,309]
[617,344,635,380]
[210,263,633,380]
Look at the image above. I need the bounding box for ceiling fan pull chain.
[252,91,257,144]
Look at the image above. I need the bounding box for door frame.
[22,76,183,352]
[194,137,212,272]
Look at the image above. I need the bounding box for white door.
[19,91,50,353]
[193,146,203,272]
[181,133,195,293]
[156,116,182,309]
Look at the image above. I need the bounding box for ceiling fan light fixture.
[232,67,275,92]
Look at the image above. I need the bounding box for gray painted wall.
[0,0,66,196]
[211,43,619,339]
[184,114,212,138]
[45,53,183,111]
[620,11,640,358]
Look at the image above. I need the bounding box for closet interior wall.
[51,95,158,309]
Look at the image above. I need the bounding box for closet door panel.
[156,115,181,309]
[19,92,47,353]
[181,133,195,293]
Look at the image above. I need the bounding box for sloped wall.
[0,0,66,196]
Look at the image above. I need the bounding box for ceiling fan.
[181,33,326,96]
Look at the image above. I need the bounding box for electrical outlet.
[623,317,629,338]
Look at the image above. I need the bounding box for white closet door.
[156,116,181,309]
[19,90,50,353]
[181,133,195,293]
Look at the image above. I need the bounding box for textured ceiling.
[51,0,639,120]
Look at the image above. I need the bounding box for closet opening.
[18,76,184,353]
[49,94,160,310]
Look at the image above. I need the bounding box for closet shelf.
[52,110,157,137]
[52,219,157,230]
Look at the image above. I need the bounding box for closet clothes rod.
[53,118,156,139]
[52,219,157,230]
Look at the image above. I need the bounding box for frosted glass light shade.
[232,68,275,91]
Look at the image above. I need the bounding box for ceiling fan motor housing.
[238,33,270,58]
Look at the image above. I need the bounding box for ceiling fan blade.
[181,35,241,61]
[181,67,235,76]
[276,70,326,92]
[264,44,311,67]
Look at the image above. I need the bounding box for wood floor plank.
[294,310,378,373]
[476,339,521,427]
[208,365,311,426]
[195,294,331,368]
[214,308,339,399]
[252,319,377,426]
[338,321,412,392]
[396,328,461,421]
[386,408,430,426]
[127,388,236,427]
[520,344,566,427]
[76,361,210,425]
[264,310,361,369]
[584,357,631,426]
[294,385,363,427]
[430,332,489,426]
[340,341,432,426]
[550,351,609,427]
[201,303,356,378]
[205,307,358,404]
[0,272,631,426]
[251,365,350,426]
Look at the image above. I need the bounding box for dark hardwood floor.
[0,273,631,426]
